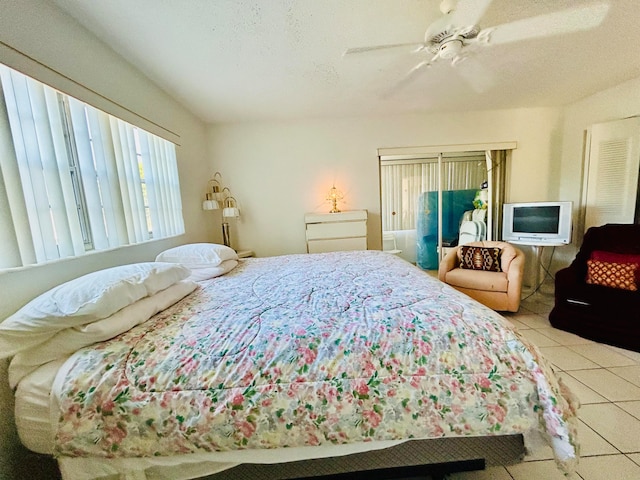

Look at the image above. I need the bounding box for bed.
[0,247,579,480]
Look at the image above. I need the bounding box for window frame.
[0,63,184,269]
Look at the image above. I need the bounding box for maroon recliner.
[549,223,640,353]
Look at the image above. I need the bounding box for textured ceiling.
[52,0,640,124]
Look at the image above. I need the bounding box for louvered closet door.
[584,117,640,232]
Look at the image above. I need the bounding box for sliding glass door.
[379,148,509,270]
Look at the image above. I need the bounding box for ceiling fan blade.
[382,57,436,98]
[343,43,423,56]
[449,0,493,27]
[487,2,610,45]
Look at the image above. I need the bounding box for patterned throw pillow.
[459,246,502,272]
[586,260,638,291]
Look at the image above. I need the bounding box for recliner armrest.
[554,266,583,296]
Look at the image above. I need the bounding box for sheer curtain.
[0,65,183,269]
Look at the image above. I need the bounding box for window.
[0,64,184,269]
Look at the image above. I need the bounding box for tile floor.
[447,284,640,480]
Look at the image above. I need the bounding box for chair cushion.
[459,245,502,272]
[444,268,508,292]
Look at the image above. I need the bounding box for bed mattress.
[14,359,66,454]
[14,251,578,476]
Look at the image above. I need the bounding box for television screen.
[502,201,572,246]
[513,206,560,234]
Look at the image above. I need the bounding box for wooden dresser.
[304,210,368,253]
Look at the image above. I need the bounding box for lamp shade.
[202,199,220,211]
[223,207,240,218]
[326,184,344,213]
[222,195,240,218]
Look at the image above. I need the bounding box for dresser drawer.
[304,210,367,224]
[304,209,368,253]
[305,220,367,241]
[307,237,367,254]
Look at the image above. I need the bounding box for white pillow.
[0,262,190,358]
[188,259,239,281]
[155,243,238,268]
[8,280,198,388]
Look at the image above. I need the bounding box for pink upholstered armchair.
[438,241,525,312]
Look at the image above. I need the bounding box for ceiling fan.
[343,0,610,92]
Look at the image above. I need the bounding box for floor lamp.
[222,188,240,249]
[202,174,242,249]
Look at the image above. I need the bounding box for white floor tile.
[535,327,594,346]
[501,317,531,331]
[557,372,608,404]
[577,419,619,456]
[519,329,560,348]
[506,459,576,480]
[607,347,640,364]
[568,344,638,368]
[569,369,640,402]
[576,454,640,480]
[524,443,554,461]
[511,312,551,329]
[615,401,640,421]
[539,346,600,371]
[609,365,640,388]
[579,403,640,453]
[628,453,640,467]
[505,289,640,476]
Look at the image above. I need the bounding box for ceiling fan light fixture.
[439,0,458,15]
[439,38,463,59]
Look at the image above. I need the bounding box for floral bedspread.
[54,251,578,470]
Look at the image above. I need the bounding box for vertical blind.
[380,156,487,232]
[0,64,184,269]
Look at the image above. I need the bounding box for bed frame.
[205,435,525,480]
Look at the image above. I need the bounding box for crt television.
[502,201,573,246]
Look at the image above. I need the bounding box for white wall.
[552,76,640,269]
[209,107,565,258]
[210,77,640,271]
[0,1,210,475]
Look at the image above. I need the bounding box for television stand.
[509,242,566,294]
[532,245,546,291]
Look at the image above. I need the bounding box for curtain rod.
[378,142,517,160]
[0,41,181,146]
